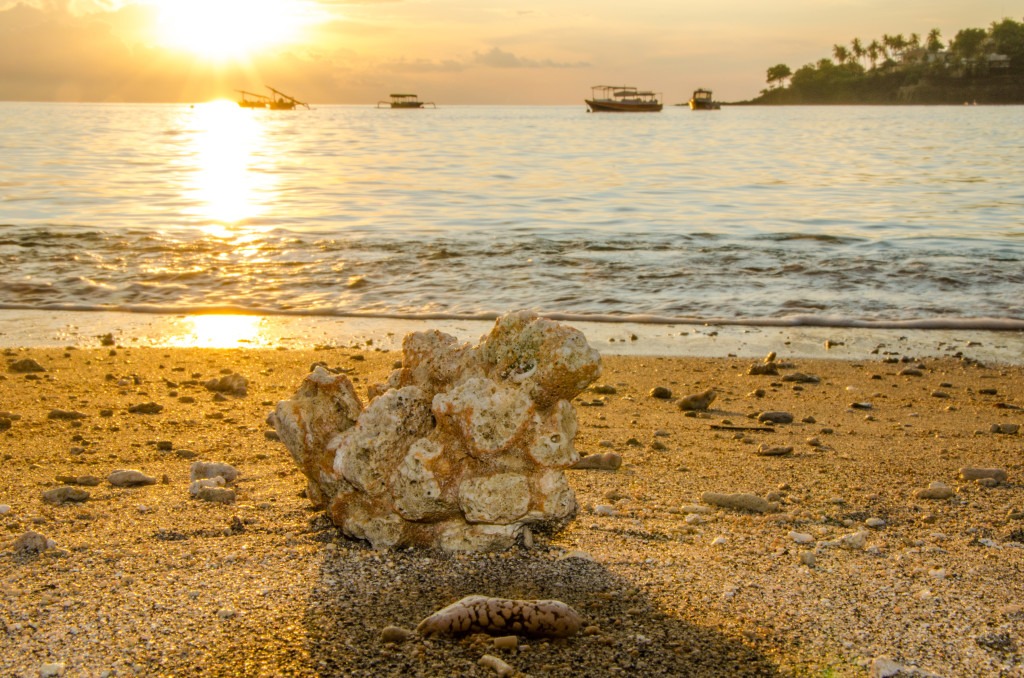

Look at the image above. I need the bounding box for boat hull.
[391,102,425,108]
[586,99,663,113]
[689,100,721,110]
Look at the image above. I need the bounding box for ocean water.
[1,101,1023,330]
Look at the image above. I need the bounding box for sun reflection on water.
[167,314,269,348]
[184,101,276,236]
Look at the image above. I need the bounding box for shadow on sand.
[288,534,792,678]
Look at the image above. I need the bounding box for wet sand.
[2,342,1023,677]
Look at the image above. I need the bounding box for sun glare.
[169,315,266,348]
[156,0,308,60]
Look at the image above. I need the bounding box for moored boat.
[688,89,721,110]
[377,94,436,109]
[585,85,663,112]
[236,86,309,110]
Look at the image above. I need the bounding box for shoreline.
[1,309,1022,365]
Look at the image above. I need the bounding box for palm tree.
[833,44,850,65]
[926,28,944,52]
[867,40,882,69]
[850,37,866,67]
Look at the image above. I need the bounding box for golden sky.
[0,0,1014,104]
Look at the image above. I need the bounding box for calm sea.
[1,101,1022,329]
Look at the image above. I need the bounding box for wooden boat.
[688,89,721,110]
[376,94,436,109]
[236,86,309,110]
[585,85,663,112]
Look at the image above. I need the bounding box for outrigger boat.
[585,85,663,112]
[688,89,721,110]
[236,86,309,110]
[376,94,435,109]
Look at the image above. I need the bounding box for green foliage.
[990,18,1024,65]
[748,17,1024,105]
[766,63,793,87]
[950,27,987,58]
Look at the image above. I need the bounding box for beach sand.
[2,343,1023,677]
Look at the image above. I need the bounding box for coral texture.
[269,311,601,551]
[416,595,582,638]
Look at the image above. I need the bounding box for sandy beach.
[2,339,1023,677]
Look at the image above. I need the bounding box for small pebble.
[108,469,157,487]
[380,625,415,643]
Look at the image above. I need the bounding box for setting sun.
[155,0,311,60]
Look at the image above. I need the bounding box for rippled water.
[1,101,1022,326]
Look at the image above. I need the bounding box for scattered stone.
[592,384,617,394]
[869,655,938,677]
[8,358,45,373]
[959,467,1007,483]
[108,469,157,487]
[492,635,518,651]
[0,504,10,514]
[416,595,582,638]
[755,444,793,457]
[205,373,249,397]
[930,390,950,399]
[990,423,1020,435]
[42,486,90,505]
[11,530,53,553]
[156,440,173,451]
[380,625,415,643]
[838,530,868,549]
[789,531,813,544]
[48,408,88,421]
[0,417,11,431]
[649,386,672,399]
[189,477,226,495]
[701,491,778,513]
[677,389,716,411]
[748,388,766,398]
[197,486,236,504]
[569,452,622,471]
[757,411,793,424]
[866,517,886,528]
[264,430,281,442]
[269,311,600,551]
[190,461,239,484]
[850,402,872,410]
[800,550,816,567]
[899,367,924,376]
[39,663,66,678]
[782,372,820,383]
[479,654,515,677]
[175,449,198,459]
[748,363,779,376]
[128,402,163,414]
[915,482,954,500]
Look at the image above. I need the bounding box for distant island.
[739,17,1024,105]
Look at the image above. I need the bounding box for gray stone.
[42,486,90,504]
[757,411,794,424]
[190,461,239,484]
[108,469,157,487]
[197,486,236,504]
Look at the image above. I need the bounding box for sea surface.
[1,101,1023,330]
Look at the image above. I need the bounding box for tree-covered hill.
[742,17,1024,104]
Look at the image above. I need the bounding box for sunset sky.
[0,0,1016,105]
